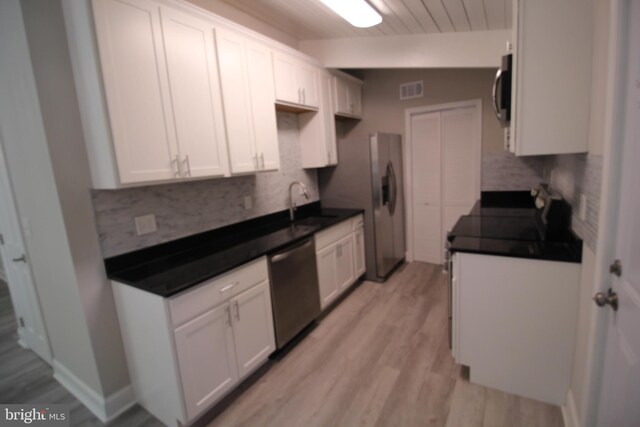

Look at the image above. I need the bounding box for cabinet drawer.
[315,219,352,251]
[169,257,268,327]
[351,214,364,230]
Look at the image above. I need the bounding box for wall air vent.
[400,80,424,100]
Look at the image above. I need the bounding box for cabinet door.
[174,303,237,421]
[230,280,276,379]
[316,245,339,309]
[246,41,280,172]
[347,81,362,117]
[333,76,349,116]
[160,9,229,178]
[299,72,336,168]
[336,235,356,291]
[272,52,299,104]
[215,29,258,174]
[297,63,319,108]
[353,228,366,277]
[93,0,179,184]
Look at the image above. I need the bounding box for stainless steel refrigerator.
[318,132,405,282]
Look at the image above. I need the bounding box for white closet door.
[411,111,442,264]
[160,9,229,178]
[442,107,480,253]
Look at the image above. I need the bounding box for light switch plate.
[244,196,253,210]
[135,214,157,235]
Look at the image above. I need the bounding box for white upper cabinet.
[92,0,231,185]
[333,73,363,119]
[509,0,592,156]
[299,71,337,169]
[215,29,280,174]
[93,0,180,184]
[160,8,229,178]
[272,51,320,110]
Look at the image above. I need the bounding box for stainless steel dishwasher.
[268,237,321,349]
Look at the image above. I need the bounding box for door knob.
[593,288,618,311]
[12,254,27,263]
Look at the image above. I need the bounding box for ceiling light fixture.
[318,0,382,28]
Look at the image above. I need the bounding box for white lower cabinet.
[452,252,580,405]
[315,215,365,310]
[230,280,276,378]
[353,227,366,277]
[174,303,238,420]
[111,257,275,427]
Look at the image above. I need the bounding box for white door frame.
[404,99,482,262]
[579,0,634,424]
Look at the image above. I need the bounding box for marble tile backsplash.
[93,112,319,258]
[546,154,603,252]
[481,151,546,191]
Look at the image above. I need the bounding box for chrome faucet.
[289,181,310,221]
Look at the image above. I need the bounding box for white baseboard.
[53,360,136,423]
[562,389,580,427]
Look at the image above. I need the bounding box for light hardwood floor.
[0,262,564,427]
[204,262,564,427]
[0,280,163,427]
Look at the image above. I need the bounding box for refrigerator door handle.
[387,161,397,215]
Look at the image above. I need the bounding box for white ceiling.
[215,0,512,41]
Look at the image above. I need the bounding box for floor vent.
[400,81,424,100]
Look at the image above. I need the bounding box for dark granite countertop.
[105,202,363,297]
[448,191,582,263]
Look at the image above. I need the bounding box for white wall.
[20,0,130,397]
[562,0,610,424]
[0,0,104,397]
[340,68,504,154]
[299,30,510,69]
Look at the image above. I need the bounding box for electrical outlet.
[244,196,253,210]
[135,214,157,236]
[579,194,588,221]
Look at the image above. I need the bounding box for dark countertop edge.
[105,204,364,297]
[450,232,583,264]
[449,246,582,264]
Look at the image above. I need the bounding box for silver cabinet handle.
[173,155,182,177]
[253,154,259,171]
[298,88,301,104]
[12,255,27,263]
[302,88,306,104]
[219,282,239,293]
[183,155,191,177]
[260,153,265,169]
[225,305,232,325]
[234,300,240,320]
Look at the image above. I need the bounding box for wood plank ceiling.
[214,0,512,40]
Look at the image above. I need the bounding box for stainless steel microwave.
[492,53,512,126]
